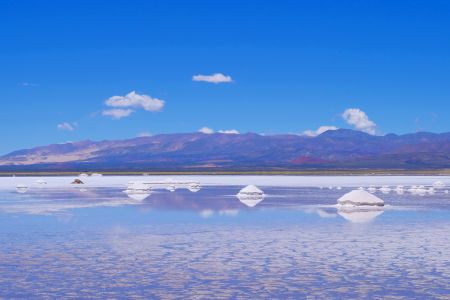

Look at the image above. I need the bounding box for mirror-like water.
[0,182,449,299]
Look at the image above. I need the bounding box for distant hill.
[2,129,450,171]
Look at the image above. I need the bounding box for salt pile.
[337,190,384,207]
[237,185,264,197]
[35,179,47,185]
[16,184,28,193]
[236,185,265,207]
[433,180,445,189]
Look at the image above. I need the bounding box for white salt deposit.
[2,175,450,190]
[237,185,264,196]
[337,190,384,207]
[367,186,377,193]
[433,180,445,188]
[236,185,265,207]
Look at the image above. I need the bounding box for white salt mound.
[433,180,445,188]
[337,190,384,207]
[236,185,265,207]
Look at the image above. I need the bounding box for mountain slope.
[2,129,450,171]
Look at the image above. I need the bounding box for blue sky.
[1,0,450,154]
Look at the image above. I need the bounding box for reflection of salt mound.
[337,190,384,207]
[433,180,445,189]
[188,185,201,192]
[408,185,427,195]
[237,185,265,207]
[379,186,391,194]
[166,184,176,192]
[123,181,152,200]
[395,185,404,195]
[16,184,28,193]
[338,209,384,223]
[126,192,151,201]
[237,194,265,207]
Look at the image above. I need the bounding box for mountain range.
[2,129,450,171]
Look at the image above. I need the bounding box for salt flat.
[1,175,450,189]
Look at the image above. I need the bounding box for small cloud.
[303,126,338,137]
[218,129,239,134]
[102,109,134,120]
[18,82,38,87]
[102,91,165,119]
[192,73,233,84]
[105,91,164,112]
[57,122,78,131]
[198,127,215,134]
[342,108,377,135]
[137,132,152,137]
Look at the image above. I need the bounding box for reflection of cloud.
[219,209,239,216]
[0,189,143,215]
[199,209,214,218]
[316,209,337,218]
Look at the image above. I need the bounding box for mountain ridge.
[2,129,450,171]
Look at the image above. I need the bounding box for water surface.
[0,184,449,299]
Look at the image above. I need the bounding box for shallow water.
[0,183,449,299]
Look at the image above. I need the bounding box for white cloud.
[218,129,240,134]
[102,109,134,120]
[18,82,38,87]
[105,91,165,112]
[137,132,152,137]
[192,73,233,84]
[342,108,377,135]
[198,127,239,134]
[198,127,215,134]
[57,122,78,131]
[303,126,338,137]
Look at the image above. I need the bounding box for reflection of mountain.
[337,208,384,223]
[0,188,142,215]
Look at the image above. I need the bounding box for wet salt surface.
[0,185,449,299]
